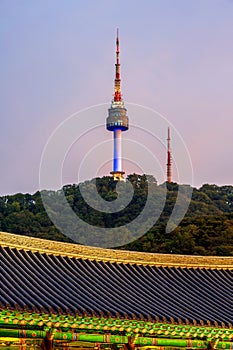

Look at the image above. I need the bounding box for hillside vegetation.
[0,174,232,256]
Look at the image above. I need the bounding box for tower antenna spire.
[114,28,122,102]
[167,127,172,183]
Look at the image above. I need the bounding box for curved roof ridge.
[0,231,232,269]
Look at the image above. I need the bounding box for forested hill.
[0,174,232,256]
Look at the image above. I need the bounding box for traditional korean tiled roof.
[0,232,232,326]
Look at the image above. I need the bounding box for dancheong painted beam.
[0,329,233,349]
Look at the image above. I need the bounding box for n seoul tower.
[106,30,129,181]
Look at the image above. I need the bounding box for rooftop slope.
[0,232,232,326]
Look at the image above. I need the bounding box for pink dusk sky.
[1,0,233,195]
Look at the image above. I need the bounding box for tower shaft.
[167,127,172,183]
[113,129,122,172]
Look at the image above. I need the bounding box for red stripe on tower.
[114,28,122,102]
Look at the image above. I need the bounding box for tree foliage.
[0,175,232,256]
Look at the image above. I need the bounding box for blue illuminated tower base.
[111,128,124,181]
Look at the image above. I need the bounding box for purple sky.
[1,0,233,195]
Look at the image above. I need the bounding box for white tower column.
[114,129,122,172]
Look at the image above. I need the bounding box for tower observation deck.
[106,30,129,181]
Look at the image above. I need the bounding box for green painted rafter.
[0,310,232,342]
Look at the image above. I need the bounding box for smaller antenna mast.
[167,127,172,183]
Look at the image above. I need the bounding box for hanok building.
[0,232,232,350]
